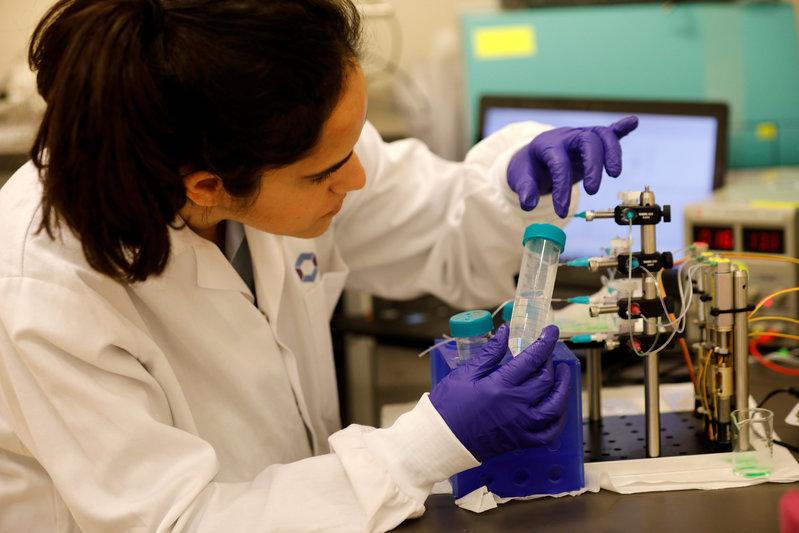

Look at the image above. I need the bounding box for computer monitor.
[478,96,728,260]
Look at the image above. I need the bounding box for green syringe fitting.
[566,296,591,304]
[575,211,587,219]
[565,258,590,267]
[570,334,594,344]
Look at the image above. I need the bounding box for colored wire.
[699,349,711,417]
[658,256,699,389]
[701,349,715,440]
[417,337,452,358]
[648,267,676,326]
[673,262,704,335]
[657,265,698,333]
[749,337,799,376]
[626,218,639,356]
[678,338,697,389]
[624,228,663,357]
[750,287,799,318]
[749,331,799,342]
[676,260,694,315]
[629,266,685,361]
[491,299,513,318]
[749,316,799,328]
[711,360,718,424]
[627,266,694,361]
[765,352,799,367]
[696,354,706,413]
[720,252,799,267]
[624,234,696,358]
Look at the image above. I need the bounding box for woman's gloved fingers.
[594,115,638,178]
[466,323,510,378]
[539,144,573,218]
[611,115,639,138]
[513,148,541,211]
[592,126,624,178]
[515,358,555,405]
[526,363,572,427]
[507,147,540,211]
[523,411,569,448]
[498,325,559,386]
[516,173,540,212]
[570,130,605,195]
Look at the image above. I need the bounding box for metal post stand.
[587,347,602,422]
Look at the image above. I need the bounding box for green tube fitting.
[567,296,591,304]
[567,258,590,267]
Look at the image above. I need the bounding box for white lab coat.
[0,121,575,532]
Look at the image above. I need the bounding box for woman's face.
[237,64,368,239]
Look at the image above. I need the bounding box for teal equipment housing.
[461,3,799,167]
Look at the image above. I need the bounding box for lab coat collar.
[168,220,255,303]
[245,225,285,325]
[168,220,287,323]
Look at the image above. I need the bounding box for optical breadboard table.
[397,363,799,532]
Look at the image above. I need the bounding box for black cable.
[756,387,799,454]
[757,387,799,408]
[775,439,799,453]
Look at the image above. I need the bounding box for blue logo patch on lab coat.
[294,252,318,282]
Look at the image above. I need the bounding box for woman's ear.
[183,171,226,207]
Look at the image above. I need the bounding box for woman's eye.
[310,171,333,184]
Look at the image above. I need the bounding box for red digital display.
[743,228,784,254]
[693,226,735,251]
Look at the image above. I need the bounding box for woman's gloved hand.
[429,324,571,462]
[507,116,639,218]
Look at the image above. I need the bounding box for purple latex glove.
[430,324,571,462]
[507,116,639,218]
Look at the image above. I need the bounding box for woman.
[0,0,636,531]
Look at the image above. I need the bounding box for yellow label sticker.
[755,122,778,141]
[474,25,537,60]
[731,260,749,272]
[750,200,799,209]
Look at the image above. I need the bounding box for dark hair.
[29,0,362,282]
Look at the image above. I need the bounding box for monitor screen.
[480,101,724,260]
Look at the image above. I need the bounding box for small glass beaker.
[731,408,774,478]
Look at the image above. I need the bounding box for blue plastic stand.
[430,340,585,499]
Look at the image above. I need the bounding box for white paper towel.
[454,445,799,513]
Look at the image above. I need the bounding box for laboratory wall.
[0,0,51,83]
[377,0,498,71]
[361,0,497,150]
[0,0,499,84]
[0,0,797,148]
[2,0,799,79]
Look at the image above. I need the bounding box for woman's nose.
[330,153,366,194]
